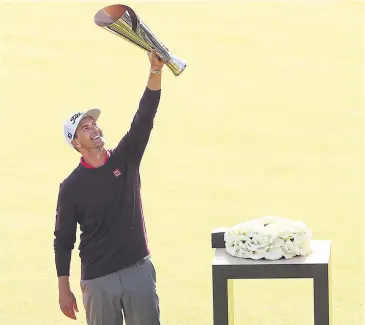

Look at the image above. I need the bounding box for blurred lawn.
[0,1,363,325]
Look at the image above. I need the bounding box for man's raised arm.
[113,50,165,163]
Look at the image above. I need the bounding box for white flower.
[251,234,270,251]
[294,234,312,256]
[257,215,288,225]
[225,244,237,257]
[291,221,308,233]
[281,239,298,259]
[224,229,251,244]
[233,221,265,234]
[224,216,312,260]
[269,237,285,248]
[250,249,267,260]
[240,241,259,251]
[265,247,283,260]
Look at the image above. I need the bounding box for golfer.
[53,50,164,325]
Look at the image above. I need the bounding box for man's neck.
[81,148,108,168]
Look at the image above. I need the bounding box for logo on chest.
[113,168,122,177]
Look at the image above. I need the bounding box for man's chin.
[92,137,105,147]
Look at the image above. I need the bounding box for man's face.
[72,116,104,151]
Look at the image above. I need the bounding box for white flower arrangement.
[224,216,312,260]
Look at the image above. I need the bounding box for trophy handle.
[125,6,138,32]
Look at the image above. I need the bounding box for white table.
[211,228,332,325]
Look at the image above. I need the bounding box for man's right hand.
[59,287,79,320]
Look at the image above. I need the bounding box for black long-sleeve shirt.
[53,87,161,280]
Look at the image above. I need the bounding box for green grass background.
[0,1,363,324]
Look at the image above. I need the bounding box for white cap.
[63,109,101,147]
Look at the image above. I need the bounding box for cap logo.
[70,112,82,125]
[67,132,72,139]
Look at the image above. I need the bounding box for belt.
[134,255,150,267]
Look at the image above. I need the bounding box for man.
[53,50,164,325]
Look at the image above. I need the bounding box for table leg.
[212,269,234,325]
[313,265,331,325]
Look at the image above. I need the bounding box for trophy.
[94,4,187,77]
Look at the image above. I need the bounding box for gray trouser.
[80,257,160,325]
